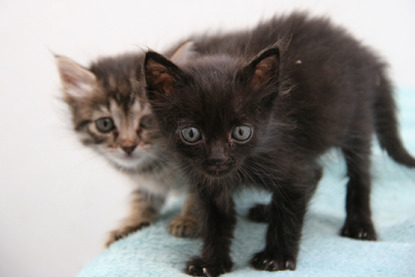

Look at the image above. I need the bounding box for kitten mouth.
[115,155,141,163]
[121,153,146,163]
[123,153,138,159]
[205,165,233,176]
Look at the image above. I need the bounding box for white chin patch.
[97,146,150,170]
[111,153,149,169]
[111,158,145,169]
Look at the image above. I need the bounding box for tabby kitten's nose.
[122,145,137,155]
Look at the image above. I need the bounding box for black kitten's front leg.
[249,165,322,271]
[185,187,236,277]
[251,172,316,272]
[250,190,305,271]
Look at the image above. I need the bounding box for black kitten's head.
[144,48,280,180]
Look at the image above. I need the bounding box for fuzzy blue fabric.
[78,89,415,277]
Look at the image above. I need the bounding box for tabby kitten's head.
[56,53,159,170]
[144,48,280,180]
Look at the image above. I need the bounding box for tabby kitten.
[143,13,415,276]
[55,50,199,247]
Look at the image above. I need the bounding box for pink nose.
[121,145,136,154]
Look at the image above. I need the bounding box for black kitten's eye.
[181,127,202,143]
[96,117,115,133]
[139,115,153,129]
[231,125,252,142]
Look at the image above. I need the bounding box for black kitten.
[144,13,415,276]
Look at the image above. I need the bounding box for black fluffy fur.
[143,13,415,276]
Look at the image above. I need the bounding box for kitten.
[55,48,200,247]
[143,13,415,276]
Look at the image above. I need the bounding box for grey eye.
[181,127,202,143]
[139,115,153,129]
[231,125,252,142]
[96,117,115,133]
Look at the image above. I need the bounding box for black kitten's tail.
[373,74,415,167]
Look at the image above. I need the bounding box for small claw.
[187,265,196,275]
[202,267,212,277]
[267,260,277,271]
[285,260,296,270]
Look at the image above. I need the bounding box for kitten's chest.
[130,160,188,196]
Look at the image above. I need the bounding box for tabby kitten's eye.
[139,115,153,129]
[231,125,252,142]
[181,127,202,143]
[96,117,115,133]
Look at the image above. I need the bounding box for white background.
[0,1,414,276]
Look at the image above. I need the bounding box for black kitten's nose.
[208,144,229,167]
[122,145,137,155]
[213,159,226,166]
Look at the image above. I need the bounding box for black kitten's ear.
[144,51,189,98]
[240,47,280,90]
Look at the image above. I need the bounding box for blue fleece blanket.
[78,89,415,277]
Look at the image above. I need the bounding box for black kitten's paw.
[251,250,296,272]
[340,219,377,240]
[247,204,269,223]
[185,256,233,277]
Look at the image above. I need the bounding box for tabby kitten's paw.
[169,214,200,238]
[251,250,296,271]
[340,218,377,240]
[247,203,269,223]
[105,222,150,247]
[185,256,233,277]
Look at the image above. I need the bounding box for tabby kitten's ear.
[144,51,190,99]
[55,56,97,100]
[170,41,195,64]
[240,47,280,90]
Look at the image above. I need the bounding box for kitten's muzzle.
[122,145,137,155]
[205,158,234,176]
[212,159,227,167]
[204,144,234,176]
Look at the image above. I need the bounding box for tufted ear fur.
[55,56,97,100]
[240,47,280,90]
[144,51,191,99]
